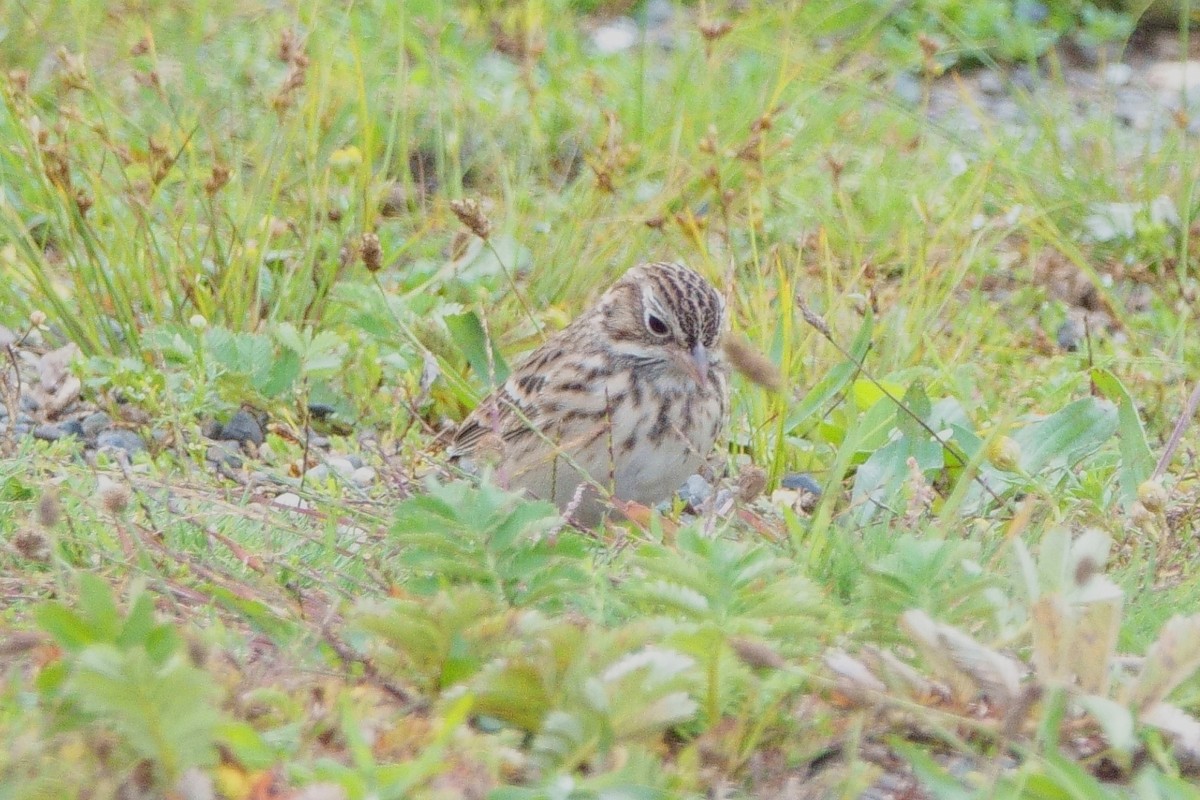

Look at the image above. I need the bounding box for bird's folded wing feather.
[448,382,544,458]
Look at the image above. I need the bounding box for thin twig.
[1153,380,1200,480]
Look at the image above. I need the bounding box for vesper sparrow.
[449,262,729,525]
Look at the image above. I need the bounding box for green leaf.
[68,645,221,781]
[34,602,94,652]
[261,348,301,397]
[446,310,510,387]
[1090,368,1155,507]
[1012,397,1118,476]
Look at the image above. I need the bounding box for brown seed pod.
[722,334,783,392]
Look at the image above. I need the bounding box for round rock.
[80,411,111,439]
[95,428,147,455]
[678,474,713,507]
[220,410,264,445]
[780,473,822,495]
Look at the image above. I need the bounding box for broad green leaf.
[446,310,510,387]
[1012,397,1118,476]
[1090,367,1155,507]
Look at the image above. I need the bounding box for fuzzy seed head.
[97,476,131,514]
[450,198,492,240]
[360,232,382,273]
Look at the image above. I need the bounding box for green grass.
[3,0,1200,797]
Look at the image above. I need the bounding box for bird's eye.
[646,314,670,336]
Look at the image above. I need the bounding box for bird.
[449,261,729,526]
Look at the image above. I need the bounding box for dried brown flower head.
[722,334,783,392]
[449,198,492,241]
[736,465,767,503]
[360,232,382,273]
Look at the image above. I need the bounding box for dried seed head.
[698,19,733,42]
[29,310,47,327]
[360,232,382,273]
[204,164,230,196]
[722,335,783,392]
[730,637,785,670]
[736,465,767,503]
[131,36,152,57]
[97,475,131,514]
[37,491,61,527]
[278,28,299,63]
[12,529,50,562]
[7,70,29,95]
[74,189,93,216]
[449,198,492,240]
[796,296,832,339]
[917,32,941,59]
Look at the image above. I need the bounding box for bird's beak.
[689,342,709,385]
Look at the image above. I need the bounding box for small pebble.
[307,402,336,420]
[80,411,111,439]
[33,422,80,442]
[327,457,354,478]
[305,464,330,483]
[350,466,376,486]
[1056,318,1083,351]
[678,473,712,507]
[892,71,922,106]
[274,492,309,510]
[305,430,330,449]
[780,473,822,494]
[220,409,264,445]
[200,418,223,439]
[1104,63,1133,87]
[95,428,147,455]
[205,443,243,469]
[346,455,364,469]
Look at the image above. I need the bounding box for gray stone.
[80,411,111,439]
[781,473,822,494]
[677,474,712,507]
[95,428,146,455]
[205,443,243,469]
[33,422,82,442]
[893,72,923,107]
[350,466,376,486]
[219,409,264,445]
[307,402,336,420]
[200,418,223,439]
[327,457,354,477]
[1057,318,1083,351]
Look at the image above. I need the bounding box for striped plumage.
[449,262,729,525]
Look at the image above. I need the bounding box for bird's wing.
[447,382,538,458]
